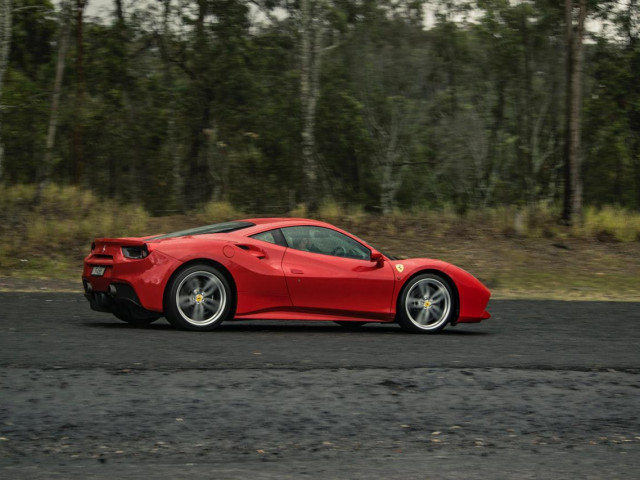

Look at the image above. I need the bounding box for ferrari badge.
[395,264,404,273]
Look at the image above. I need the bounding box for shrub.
[198,201,242,223]
[317,200,342,223]
[581,206,640,242]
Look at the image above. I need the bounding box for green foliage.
[9,0,56,77]
[584,34,640,209]
[0,0,639,216]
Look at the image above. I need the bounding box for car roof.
[239,218,334,230]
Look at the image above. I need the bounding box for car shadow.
[81,319,489,335]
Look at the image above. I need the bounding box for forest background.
[0,0,639,298]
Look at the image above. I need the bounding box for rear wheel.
[396,273,456,333]
[165,264,233,331]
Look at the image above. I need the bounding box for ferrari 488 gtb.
[83,218,490,333]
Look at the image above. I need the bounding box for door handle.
[291,268,304,274]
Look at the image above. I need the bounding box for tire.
[113,311,160,326]
[334,321,368,329]
[164,264,233,331]
[396,273,456,333]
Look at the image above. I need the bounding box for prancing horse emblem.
[395,264,404,273]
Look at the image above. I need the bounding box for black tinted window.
[282,226,370,260]
[148,221,254,240]
[251,230,278,244]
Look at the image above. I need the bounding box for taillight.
[122,245,149,259]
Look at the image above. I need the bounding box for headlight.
[122,245,149,259]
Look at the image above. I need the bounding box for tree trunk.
[38,1,71,198]
[632,140,640,211]
[160,0,183,211]
[0,0,12,181]
[300,0,323,212]
[623,0,640,211]
[562,0,586,225]
[183,0,213,206]
[73,0,87,185]
[115,0,124,24]
[379,102,404,215]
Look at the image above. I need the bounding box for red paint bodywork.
[82,218,490,324]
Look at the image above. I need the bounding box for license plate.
[91,266,106,276]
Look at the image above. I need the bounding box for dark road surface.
[1,293,639,478]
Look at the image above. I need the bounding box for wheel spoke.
[193,303,205,320]
[203,297,220,313]
[408,294,423,307]
[431,290,444,303]
[202,278,220,296]
[186,277,200,293]
[178,294,192,309]
[430,305,443,319]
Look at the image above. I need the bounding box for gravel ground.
[0,293,638,478]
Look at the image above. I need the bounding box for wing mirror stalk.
[371,251,385,268]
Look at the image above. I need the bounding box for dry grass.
[1,186,639,300]
[0,185,149,279]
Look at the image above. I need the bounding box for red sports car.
[82,218,490,333]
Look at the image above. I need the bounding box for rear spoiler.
[94,237,147,247]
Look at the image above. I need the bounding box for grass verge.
[1,186,639,300]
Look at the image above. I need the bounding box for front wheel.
[165,265,233,331]
[396,273,456,333]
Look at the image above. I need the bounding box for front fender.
[390,259,490,323]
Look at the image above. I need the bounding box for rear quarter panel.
[153,236,291,315]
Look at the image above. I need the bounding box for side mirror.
[371,251,385,267]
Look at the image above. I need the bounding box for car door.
[230,232,292,314]
[280,226,395,317]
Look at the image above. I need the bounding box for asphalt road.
[0,293,639,479]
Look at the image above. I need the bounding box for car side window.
[251,230,277,245]
[281,226,370,260]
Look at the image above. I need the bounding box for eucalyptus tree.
[39,0,71,197]
[584,0,640,209]
[0,0,11,180]
[248,0,343,210]
[562,0,587,225]
[358,8,430,213]
[72,0,87,184]
[471,0,564,208]
[611,0,640,210]
[620,0,640,209]
[2,0,56,184]
[299,0,326,210]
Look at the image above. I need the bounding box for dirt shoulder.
[373,235,640,302]
[1,233,638,301]
[0,277,82,293]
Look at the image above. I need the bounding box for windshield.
[147,221,255,240]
